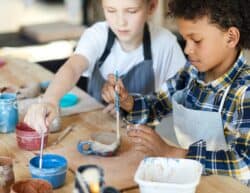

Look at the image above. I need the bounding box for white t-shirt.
[75,21,186,91]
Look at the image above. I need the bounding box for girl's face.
[102,0,156,48]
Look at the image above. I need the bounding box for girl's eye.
[107,9,116,13]
[127,9,138,14]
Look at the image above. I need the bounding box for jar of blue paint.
[0,93,18,133]
[29,154,68,189]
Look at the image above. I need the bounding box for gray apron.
[172,86,231,151]
[88,24,155,102]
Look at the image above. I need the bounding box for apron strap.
[98,28,115,67]
[143,23,152,60]
[218,86,231,113]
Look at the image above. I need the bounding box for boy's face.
[177,16,233,76]
[102,0,156,46]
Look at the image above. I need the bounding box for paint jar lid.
[59,93,78,108]
[103,186,120,193]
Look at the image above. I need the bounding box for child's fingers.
[107,74,116,85]
[134,144,152,155]
[128,131,152,147]
[129,135,155,155]
[102,92,109,103]
[103,103,115,114]
[108,85,116,102]
[102,83,115,103]
[127,125,153,135]
[127,127,157,147]
[111,106,116,115]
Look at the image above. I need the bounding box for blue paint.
[0,93,18,133]
[29,154,68,189]
[59,93,78,108]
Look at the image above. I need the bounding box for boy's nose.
[184,43,194,55]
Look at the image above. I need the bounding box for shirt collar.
[191,51,246,91]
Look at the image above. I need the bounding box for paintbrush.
[115,70,120,141]
[39,131,45,169]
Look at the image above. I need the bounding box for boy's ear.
[226,27,240,48]
[148,0,158,15]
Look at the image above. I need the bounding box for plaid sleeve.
[186,138,250,185]
[126,62,192,124]
[186,86,250,184]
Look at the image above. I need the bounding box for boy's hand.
[102,74,134,112]
[127,125,188,158]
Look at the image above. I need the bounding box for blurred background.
[1,0,83,33]
[0,0,248,67]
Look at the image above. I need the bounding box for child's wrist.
[38,96,59,110]
[121,95,134,112]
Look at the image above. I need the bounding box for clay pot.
[0,156,15,193]
[11,179,53,193]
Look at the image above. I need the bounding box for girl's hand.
[24,101,58,134]
[102,74,134,112]
[127,125,187,158]
[103,103,116,117]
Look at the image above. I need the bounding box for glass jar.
[0,93,18,133]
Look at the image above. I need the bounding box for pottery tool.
[115,70,120,141]
[52,125,74,146]
[39,131,45,169]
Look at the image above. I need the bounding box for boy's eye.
[193,39,202,44]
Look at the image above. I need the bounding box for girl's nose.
[116,13,127,27]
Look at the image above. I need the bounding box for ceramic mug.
[0,156,15,193]
[0,93,18,133]
[77,131,120,156]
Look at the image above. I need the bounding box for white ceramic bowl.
[134,157,203,193]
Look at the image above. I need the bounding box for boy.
[102,0,250,185]
[24,0,185,132]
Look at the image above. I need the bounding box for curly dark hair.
[168,0,250,49]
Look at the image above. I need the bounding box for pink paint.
[16,122,48,151]
[0,59,6,68]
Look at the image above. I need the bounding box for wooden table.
[0,57,249,193]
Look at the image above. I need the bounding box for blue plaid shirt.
[127,52,250,185]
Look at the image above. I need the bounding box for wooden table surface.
[0,57,249,193]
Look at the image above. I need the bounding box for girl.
[24,0,185,132]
